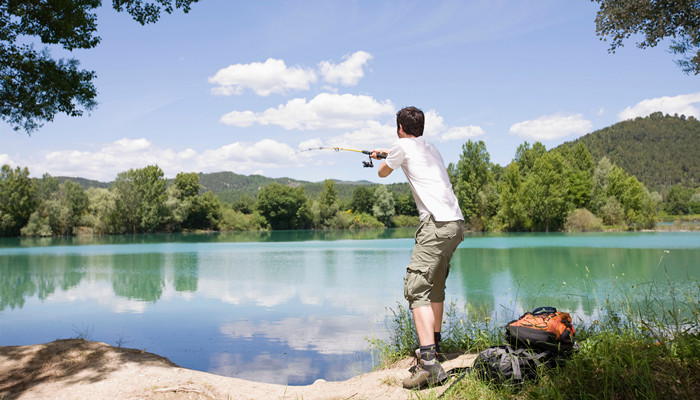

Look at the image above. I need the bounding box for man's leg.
[432,302,443,333]
[431,302,446,361]
[412,305,435,346]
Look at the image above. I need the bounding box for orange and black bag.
[505,307,575,354]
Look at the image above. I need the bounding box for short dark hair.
[396,106,424,137]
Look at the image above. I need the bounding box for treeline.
[0,164,419,237]
[448,140,669,232]
[2,138,699,237]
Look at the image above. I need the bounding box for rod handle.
[362,150,387,159]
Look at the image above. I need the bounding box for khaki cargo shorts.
[404,215,464,309]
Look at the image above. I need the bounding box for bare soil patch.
[0,339,476,400]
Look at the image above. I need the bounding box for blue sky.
[1,0,697,184]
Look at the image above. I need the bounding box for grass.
[368,253,700,400]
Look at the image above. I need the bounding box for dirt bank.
[0,339,477,400]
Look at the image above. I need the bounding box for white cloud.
[297,109,485,155]
[617,92,700,121]
[0,154,15,166]
[219,315,377,354]
[509,113,592,141]
[28,138,299,181]
[299,120,397,155]
[220,93,395,130]
[209,51,374,97]
[319,51,373,86]
[424,110,485,142]
[208,58,317,96]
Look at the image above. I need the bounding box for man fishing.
[371,106,465,390]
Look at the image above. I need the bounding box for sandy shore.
[0,339,477,400]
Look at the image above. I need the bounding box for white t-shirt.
[385,136,463,222]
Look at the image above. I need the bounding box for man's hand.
[371,149,389,160]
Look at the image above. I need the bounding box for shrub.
[391,214,419,228]
[564,208,603,232]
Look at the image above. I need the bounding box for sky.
[1,0,698,185]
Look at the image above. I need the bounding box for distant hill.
[197,171,386,204]
[55,169,407,204]
[55,176,111,189]
[560,112,700,190]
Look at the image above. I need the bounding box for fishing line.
[295,146,386,168]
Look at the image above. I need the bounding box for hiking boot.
[402,349,448,390]
[435,341,448,362]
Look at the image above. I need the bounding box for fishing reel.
[360,151,386,167]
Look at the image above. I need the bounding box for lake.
[1,230,698,385]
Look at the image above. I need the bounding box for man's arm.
[371,149,393,178]
[378,161,393,178]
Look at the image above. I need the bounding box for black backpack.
[471,344,555,384]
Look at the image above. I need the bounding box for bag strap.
[504,345,522,381]
[532,306,557,315]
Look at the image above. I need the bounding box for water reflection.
[0,231,698,385]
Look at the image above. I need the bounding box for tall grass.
[368,251,700,399]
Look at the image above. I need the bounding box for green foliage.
[390,214,419,228]
[450,140,498,230]
[372,185,395,227]
[496,163,527,231]
[0,165,36,236]
[218,205,268,231]
[256,182,311,230]
[393,192,418,217]
[84,187,117,235]
[564,208,604,232]
[521,151,571,232]
[665,184,696,215]
[514,141,547,176]
[594,159,657,229]
[592,0,700,74]
[112,165,168,233]
[367,303,419,367]
[0,0,199,132]
[562,113,700,189]
[174,172,201,198]
[44,180,89,235]
[558,142,595,210]
[350,186,375,214]
[318,179,340,227]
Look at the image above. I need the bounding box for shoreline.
[0,339,477,400]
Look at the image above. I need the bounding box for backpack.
[505,306,575,354]
[470,345,555,385]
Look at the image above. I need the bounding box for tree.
[350,186,375,214]
[497,163,527,231]
[450,140,498,230]
[1,0,200,132]
[45,180,89,235]
[394,192,418,216]
[664,184,694,214]
[84,187,117,234]
[521,152,571,231]
[556,143,594,210]
[112,165,167,233]
[513,142,547,176]
[0,164,36,236]
[372,185,395,227]
[256,183,310,230]
[318,179,340,226]
[592,0,700,74]
[173,172,201,198]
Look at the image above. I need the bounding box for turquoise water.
[0,230,698,385]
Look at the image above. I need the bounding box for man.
[371,106,464,389]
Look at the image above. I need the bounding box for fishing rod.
[297,146,387,168]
